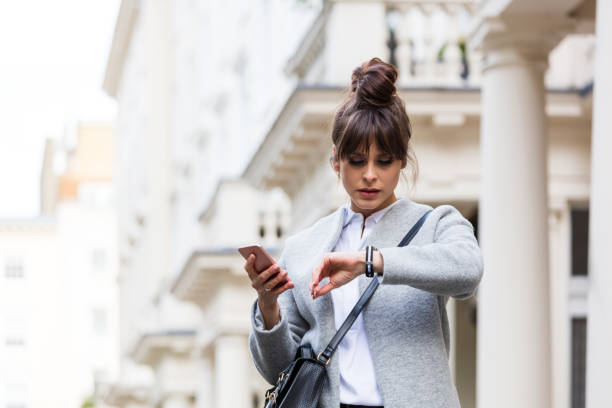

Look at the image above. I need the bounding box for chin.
[353,198,383,210]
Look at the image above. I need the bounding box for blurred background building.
[96,0,607,408]
[0,124,120,408]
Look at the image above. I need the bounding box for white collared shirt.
[331,198,402,405]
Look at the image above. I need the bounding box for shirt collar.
[342,197,403,228]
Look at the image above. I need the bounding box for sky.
[0,0,121,218]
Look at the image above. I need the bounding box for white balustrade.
[386,1,481,87]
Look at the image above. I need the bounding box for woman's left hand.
[310,252,364,299]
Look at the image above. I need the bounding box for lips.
[358,188,380,198]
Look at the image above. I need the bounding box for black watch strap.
[365,245,376,277]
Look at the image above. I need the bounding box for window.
[571,208,589,276]
[569,207,589,408]
[4,257,24,279]
[4,315,26,347]
[5,382,27,408]
[5,336,25,347]
[92,249,107,269]
[92,308,107,334]
[467,208,479,243]
[571,318,587,408]
[93,369,109,383]
[275,211,283,239]
[258,212,266,238]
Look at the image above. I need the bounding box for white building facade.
[0,124,120,408]
[103,1,607,408]
[103,0,303,406]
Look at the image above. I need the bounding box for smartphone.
[238,245,277,273]
[238,245,289,291]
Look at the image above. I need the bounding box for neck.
[350,194,398,220]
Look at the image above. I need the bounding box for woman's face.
[333,142,405,218]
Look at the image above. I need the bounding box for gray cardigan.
[249,198,484,408]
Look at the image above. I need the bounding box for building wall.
[56,189,120,405]
[0,123,120,408]
[107,0,318,405]
[0,221,68,408]
[104,1,596,407]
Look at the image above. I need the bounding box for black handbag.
[262,210,432,408]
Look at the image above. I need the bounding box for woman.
[244,58,483,408]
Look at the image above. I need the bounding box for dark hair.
[331,57,418,185]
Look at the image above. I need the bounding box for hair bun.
[350,58,398,107]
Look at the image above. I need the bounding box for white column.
[195,356,214,408]
[214,335,250,408]
[476,32,553,408]
[586,1,612,407]
[148,0,172,288]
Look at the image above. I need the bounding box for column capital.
[470,15,575,72]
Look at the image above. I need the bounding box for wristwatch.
[365,245,377,277]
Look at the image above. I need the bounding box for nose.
[363,160,377,183]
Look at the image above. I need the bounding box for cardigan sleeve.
[248,250,309,384]
[377,205,483,300]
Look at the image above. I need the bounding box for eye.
[348,155,366,166]
[377,158,393,166]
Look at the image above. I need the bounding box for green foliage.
[437,37,467,62]
[458,37,467,58]
[81,395,95,408]
[437,43,448,62]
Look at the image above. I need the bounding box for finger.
[260,264,281,282]
[263,270,288,292]
[312,257,334,299]
[269,274,291,292]
[313,280,336,299]
[253,263,280,289]
[244,254,258,280]
[310,264,321,297]
[311,255,331,295]
[271,279,294,296]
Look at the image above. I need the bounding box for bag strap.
[317,209,432,365]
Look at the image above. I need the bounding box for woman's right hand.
[244,254,294,328]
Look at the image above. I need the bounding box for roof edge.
[103,0,140,98]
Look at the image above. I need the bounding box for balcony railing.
[385,1,481,87]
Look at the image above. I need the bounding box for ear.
[330,145,340,173]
